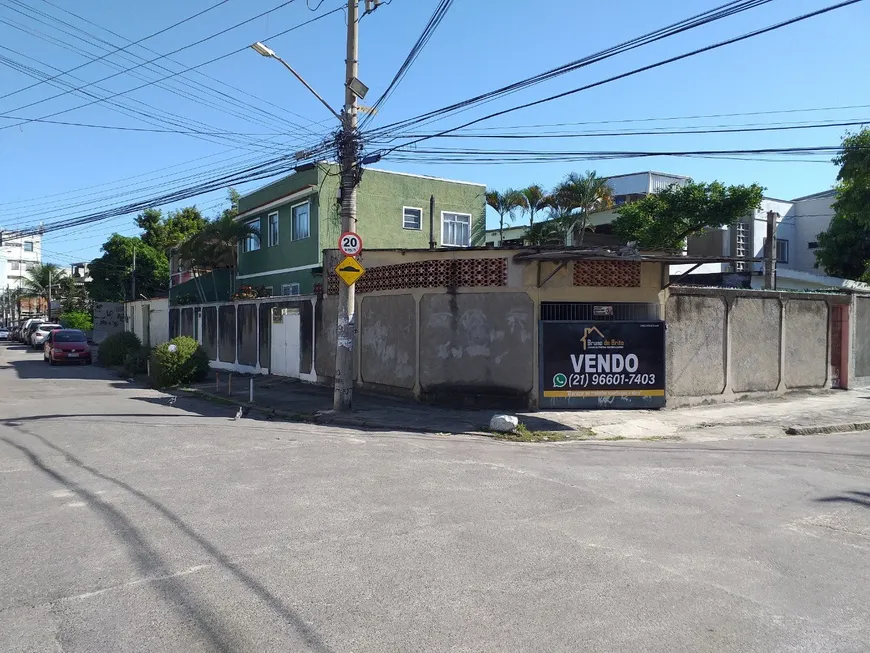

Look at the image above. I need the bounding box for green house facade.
[234,163,486,295]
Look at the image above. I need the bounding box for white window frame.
[441,211,472,248]
[281,282,301,296]
[776,238,788,264]
[267,211,279,247]
[290,201,310,241]
[242,218,260,253]
[403,206,423,230]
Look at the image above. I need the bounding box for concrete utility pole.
[131,245,137,301]
[333,0,361,411]
[764,210,778,290]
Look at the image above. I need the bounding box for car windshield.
[54,331,86,342]
[38,325,61,333]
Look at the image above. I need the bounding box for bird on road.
[167,396,177,406]
[234,407,244,420]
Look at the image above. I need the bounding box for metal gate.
[830,305,845,389]
[539,302,666,410]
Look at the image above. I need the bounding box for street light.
[249,42,341,121]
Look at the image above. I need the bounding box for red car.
[44,329,92,365]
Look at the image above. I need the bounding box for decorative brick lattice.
[327,258,507,295]
[573,260,641,287]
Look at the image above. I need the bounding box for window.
[263,286,273,297]
[242,219,260,253]
[403,206,422,230]
[442,212,472,247]
[808,241,819,250]
[776,239,788,263]
[281,283,300,296]
[25,262,37,271]
[291,202,310,240]
[268,212,279,247]
[23,241,33,252]
[9,261,19,270]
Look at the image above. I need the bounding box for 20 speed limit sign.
[339,232,363,257]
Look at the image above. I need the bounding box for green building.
[232,163,486,295]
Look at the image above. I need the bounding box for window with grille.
[734,221,749,271]
[442,212,471,247]
[281,283,300,296]
[403,207,422,230]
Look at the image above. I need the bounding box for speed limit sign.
[339,232,363,257]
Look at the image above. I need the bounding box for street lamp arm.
[273,56,342,122]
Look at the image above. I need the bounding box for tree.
[612,180,764,250]
[486,188,525,245]
[88,235,169,302]
[182,214,259,294]
[519,184,550,231]
[21,263,66,318]
[815,130,870,279]
[136,206,209,253]
[553,171,614,246]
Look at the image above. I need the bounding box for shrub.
[58,310,94,331]
[97,331,142,367]
[150,336,209,388]
[123,345,152,377]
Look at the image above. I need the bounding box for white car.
[31,323,62,348]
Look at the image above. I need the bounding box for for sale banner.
[540,321,665,399]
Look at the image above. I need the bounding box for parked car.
[20,318,44,344]
[31,323,62,348]
[44,329,92,365]
[0,327,9,340]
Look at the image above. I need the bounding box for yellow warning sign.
[335,255,365,286]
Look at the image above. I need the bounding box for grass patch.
[599,435,628,441]
[638,435,684,442]
[484,422,596,442]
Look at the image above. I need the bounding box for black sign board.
[539,321,666,409]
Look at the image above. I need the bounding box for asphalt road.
[1,342,868,653]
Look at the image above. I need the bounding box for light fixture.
[251,42,276,58]
[346,76,369,100]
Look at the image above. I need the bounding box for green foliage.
[136,206,209,253]
[150,336,209,388]
[97,331,142,367]
[123,345,152,377]
[58,311,93,331]
[88,235,169,302]
[171,293,200,306]
[552,171,614,246]
[524,220,564,246]
[486,188,525,243]
[816,130,870,279]
[519,184,550,230]
[612,180,764,250]
[21,263,66,302]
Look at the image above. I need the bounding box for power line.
[375,0,864,159]
[360,0,454,127]
[365,0,779,140]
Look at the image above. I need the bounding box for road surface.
[1,342,868,652]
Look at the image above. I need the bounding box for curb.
[180,387,480,435]
[785,422,870,436]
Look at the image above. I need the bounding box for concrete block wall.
[666,287,848,406]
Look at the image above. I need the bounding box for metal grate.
[540,302,661,322]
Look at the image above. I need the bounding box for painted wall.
[791,194,834,274]
[218,305,236,363]
[358,294,417,391]
[853,296,870,379]
[124,298,170,348]
[665,287,844,406]
[92,302,124,344]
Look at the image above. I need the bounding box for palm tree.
[184,215,260,294]
[553,171,614,246]
[21,263,66,320]
[486,188,525,246]
[519,184,550,230]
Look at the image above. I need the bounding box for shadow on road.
[0,430,333,653]
[5,357,105,380]
[816,490,870,508]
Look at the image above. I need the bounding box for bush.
[97,331,142,367]
[59,311,94,331]
[150,336,209,388]
[123,345,152,377]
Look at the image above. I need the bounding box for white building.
[0,231,42,292]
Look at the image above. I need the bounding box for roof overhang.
[235,185,317,221]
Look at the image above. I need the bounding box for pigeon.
[265,408,277,421]
[167,396,177,407]
[234,407,244,420]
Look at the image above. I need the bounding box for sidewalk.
[184,372,870,442]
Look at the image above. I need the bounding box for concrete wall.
[666,287,846,406]
[218,306,236,364]
[853,296,870,380]
[93,302,124,344]
[124,298,170,348]
[359,294,416,391]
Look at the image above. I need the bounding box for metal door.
[270,309,300,377]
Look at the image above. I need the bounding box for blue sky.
[0,0,867,268]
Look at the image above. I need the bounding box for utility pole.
[333,0,360,411]
[131,245,137,301]
[764,210,778,290]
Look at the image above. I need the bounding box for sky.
[0,0,868,269]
